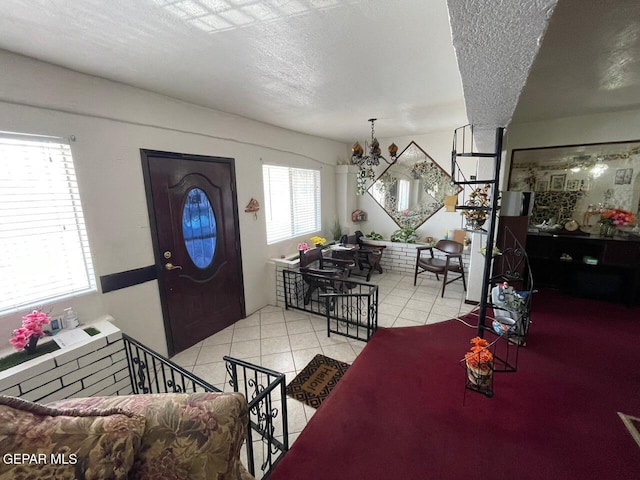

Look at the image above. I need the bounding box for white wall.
[353,129,469,241]
[0,51,348,356]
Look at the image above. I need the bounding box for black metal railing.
[283,269,378,342]
[225,356,289,478]
[122,334,288,479]
[123,334,220,394]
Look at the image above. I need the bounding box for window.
[262,165,321,244]
[396,179,410,212]
[0,131,96,315]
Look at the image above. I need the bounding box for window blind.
[0,132,96,315]
[263,165,321,244]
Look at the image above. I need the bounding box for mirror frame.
[507,140,640,228]
[367,141,460,229]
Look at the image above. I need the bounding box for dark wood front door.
[141,150,245,356]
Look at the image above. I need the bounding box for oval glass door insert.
[182,188,217,268]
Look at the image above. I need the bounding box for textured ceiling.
[1,1,628,147]
[447,0,557,150]
[0,0,468,143]
[512,0,640,124]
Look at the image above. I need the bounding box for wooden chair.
[339,231,386,281]
[414,240,467,297]
[298,247,355,305]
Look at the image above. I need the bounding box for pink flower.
[10,332,28,350]
[298,242,310,252]
[10,310,51,351]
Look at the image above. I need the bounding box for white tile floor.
[170,272,473,444]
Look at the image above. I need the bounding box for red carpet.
[270,289,640,480]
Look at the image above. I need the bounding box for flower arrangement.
[297,242,310,252]
[461,184,491,229]
[600,208,634,226]
[10,310,50,352]
[310,236,327,247]
[464,336,493,372]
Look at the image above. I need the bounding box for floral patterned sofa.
[0,391,254,480]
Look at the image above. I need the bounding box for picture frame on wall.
[624,168,633,184]
[566,179,581,191]
[616,168,633,185]
[535,180,549,192]
[549,174,566,191]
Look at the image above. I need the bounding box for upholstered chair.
[414,240,466,297]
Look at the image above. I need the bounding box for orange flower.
[464,336,493,370]
[600,208,634,226]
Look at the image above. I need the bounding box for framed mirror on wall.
[368,141,460,228]
[508,140,640,231]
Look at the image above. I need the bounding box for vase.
[465,361,493,388]
[599,223,616,237]
[24,335,39,354]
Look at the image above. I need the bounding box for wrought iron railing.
[122,334,288,479]
[283,269,378,342]
[225,356,289,478]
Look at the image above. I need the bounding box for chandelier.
[350,118,398,167]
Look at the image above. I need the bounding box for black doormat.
[286,354,350,409]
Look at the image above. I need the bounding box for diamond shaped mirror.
[368,141,459,228]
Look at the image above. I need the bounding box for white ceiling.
[0,0,468,143]
[512,0,640,124]
[1,1,634,145]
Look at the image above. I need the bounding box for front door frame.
[140,149,245,357]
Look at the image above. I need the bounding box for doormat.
[286,354,350,409]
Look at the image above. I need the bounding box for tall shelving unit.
[452,126,534,398]
[451,125,504,339]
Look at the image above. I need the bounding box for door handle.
[164,262,183,271]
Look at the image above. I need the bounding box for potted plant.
[464,336,494,389]
[390,227,417,243]
[10,310,51,354]
[461,184,491,230]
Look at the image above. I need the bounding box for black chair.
[299,247,355,305]
[339,231,386,281]
[414,240,467,297]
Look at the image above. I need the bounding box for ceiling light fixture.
[350,118,398,167]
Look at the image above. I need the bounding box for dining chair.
[414,239,467,297]
[298,247,355,305]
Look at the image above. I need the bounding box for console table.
[526,232,640,305]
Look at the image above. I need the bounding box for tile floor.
[170,272,473,445]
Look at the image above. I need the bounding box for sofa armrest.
[48,392,252,480]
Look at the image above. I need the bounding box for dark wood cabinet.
[526,232,640,305]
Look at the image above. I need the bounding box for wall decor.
[549,174,566,191]
[615,168,633,185]
[535,180,548,192]
[566,179,581,191]
[508,140,640,226]
[368,141,460,228]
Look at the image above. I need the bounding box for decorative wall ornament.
[368,141,460,228]
[244,198,260,220]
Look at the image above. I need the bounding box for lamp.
[351,118,398,167]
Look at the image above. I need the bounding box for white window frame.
[262,164,321,244]
[0,131,97,316]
